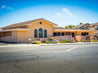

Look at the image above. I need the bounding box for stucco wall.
[26,20,54,41]
[16,31,28,43]
[0,31,17,42]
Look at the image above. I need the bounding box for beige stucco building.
[0,18,94,43]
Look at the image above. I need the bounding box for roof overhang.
[0,29,29,32]
[54,29,94,32]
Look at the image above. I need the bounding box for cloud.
[62,8,73,16]
[55,12,62,16]
[0,5,13,10]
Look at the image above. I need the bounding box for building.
[74,23,90,30]
[0,18,94,43]
[90,22,98,40]
[90,22,98,35]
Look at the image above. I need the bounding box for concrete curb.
[40,42,98,46]
[0,42,98,47]
[0,44,40,47]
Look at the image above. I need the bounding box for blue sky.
[0,0,98,27]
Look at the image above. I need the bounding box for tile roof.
[1,18,58,29]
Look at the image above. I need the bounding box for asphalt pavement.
[0,44,98,73]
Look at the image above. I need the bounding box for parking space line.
[66,47,78,52]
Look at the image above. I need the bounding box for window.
[61,32,64,36]
[66,32,71,35]
[53,32,56,36]
[34,28,47,38]
[81,32,89,36]
[0,32,12,38]
[53,32,64,36]
[44,29,47,38]
[56,32,60,36]
[34,29,37,38]
[86,32,89,35]
[39,28,43,38]
[95,26,98,30]
[39,22,42,24]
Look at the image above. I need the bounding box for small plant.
[91,40,98,42]
[48,37,54,40]
[32,41,41,44]
[51,41,58,44]
[60,39,73,43]
[42,40,46,43]
[44,41,50,44]
[44,40,58,44]
[81,40,88,42]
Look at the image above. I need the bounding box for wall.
[0,31,17,43]
[26,20,54,41]
[16,31,28,43]
[54,36,72,40]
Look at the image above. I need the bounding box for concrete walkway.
[0,42,98,48]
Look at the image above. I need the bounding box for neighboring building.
[90,22,98,40]
[90,22,98,35]
[0,18,94,43]
[74,23,90,30]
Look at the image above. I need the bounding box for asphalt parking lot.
[0,43,98,73]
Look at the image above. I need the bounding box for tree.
[80,22,83,25]
[65,25,75,28]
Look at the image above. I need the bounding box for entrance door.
[72,32,75,37]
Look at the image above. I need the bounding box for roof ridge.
[1,18,57,29]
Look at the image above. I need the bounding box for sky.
[0,0,98,27]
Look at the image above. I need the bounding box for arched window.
[39,28,43,38]
[44,29,47,38]
[34,29,37,38]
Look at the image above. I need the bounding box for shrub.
[91,40,98,42]
[44,41,50,44]
[51,41,58,44]
[60,39,73,43]
[81,40,91,42]
[32,41,41,44]
[48,37,54,40]
[44,40,58,44]
[42,40,46,43]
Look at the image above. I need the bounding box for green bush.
[44,41,50,44]
[60,39,73,43]
[44,41,58,44]
[91,40,98,42]
[32,41,41,44]
[81,40,90,42]
[51,41,58,44]
[42,40,46,43]
[81,40,88,42]
[48,37,54,40]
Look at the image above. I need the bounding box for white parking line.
[66,47,78,52]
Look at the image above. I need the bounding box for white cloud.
[55,12,62,16]
[1,5,7,8]
[0,5,13,10]
[62,8,73,16]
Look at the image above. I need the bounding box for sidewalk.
[0,42,98,47]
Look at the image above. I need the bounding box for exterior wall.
[90,27,95,30]
[0,20,54,43]
[53,31,94,42]
[16,31,28,43]
[0,31,17,42]
[0,19,95,43]
[75,32,82,42]
[53,36,72,40]
[90,26,98,36]
[26,20,54,41]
